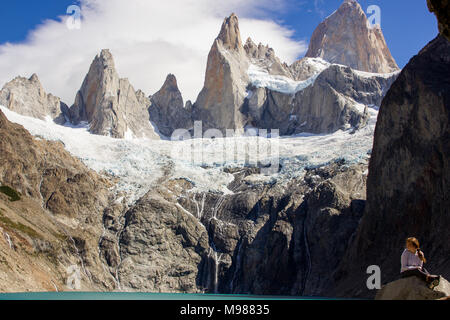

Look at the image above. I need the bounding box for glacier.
[1,105,378,205]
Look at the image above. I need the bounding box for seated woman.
[401,237,440,289]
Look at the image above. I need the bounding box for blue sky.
[0,0,438,68]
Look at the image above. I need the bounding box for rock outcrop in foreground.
[428,0,450,41]
[330,35,450,298]
[0,109,115,291]
[376,276,450,300]
[305,0,399,73]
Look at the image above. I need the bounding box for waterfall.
[208,246,224,294]
[301,211,312,295]
[193,192,206,220]
[1,228,13,250]
[230,239,245,293]
[210,194,226,221]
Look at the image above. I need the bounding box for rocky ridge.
[0,108,116,291]
[0,1,400,139]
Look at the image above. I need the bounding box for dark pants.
[401,268,436,284]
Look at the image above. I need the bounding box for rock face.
[290,57,331,81]
[330,35,450,298]
[69,49,158,139]
[193,14,249,132]
[428,0,450,41]
[376,276,450,300]
[291,65,396,134]
[246,64,398,135]
[305,0,399,73]
[244,38,293,78]
[117,186,209,292]
[222,162,367,296]
[92,158,368,295]
[0,74,68,124]
[0,108,116,292]
[149,74,193,138]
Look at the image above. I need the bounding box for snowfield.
[247,64,322,94]
[1,105,378,204]
[248,58,401,96]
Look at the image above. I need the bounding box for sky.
[0,0,439,104]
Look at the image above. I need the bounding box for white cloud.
[0,0,307,104]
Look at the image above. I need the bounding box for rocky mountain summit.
[244,38,293,78]
[305,0,399,73]
[0,74,68,124]
[192,9,398,136]
[68,49,158,139]
[149,74,193,138]
[193,13,250,132]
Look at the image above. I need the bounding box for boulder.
[376,276,450,300]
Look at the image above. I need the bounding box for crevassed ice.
[1,105,377,204]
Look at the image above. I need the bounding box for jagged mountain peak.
[306,0,399,73]
[67,49,158,139]
[29,73,40,83]
[0,72,68,124]
[333,0,366,22]
[245,37,255,45]
[161,74,179,92]
[149,73,192,138]
[216,13,243,51]
[95,49,115,68]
